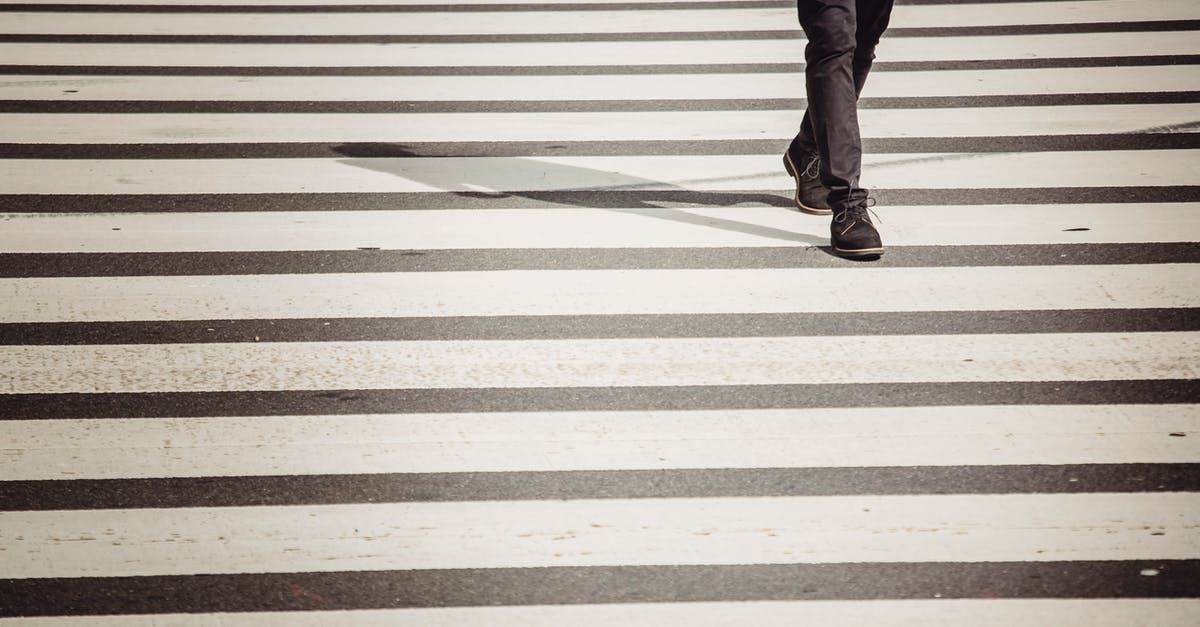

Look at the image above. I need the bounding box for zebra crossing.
[1,0,1198,623]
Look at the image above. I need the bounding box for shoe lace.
[801,155,820,179]
[833,196,879,224]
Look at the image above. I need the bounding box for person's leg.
[852,0,893,96]
[797,0,863,206]
[783,38,870,216]
[830,0,891,257]
[791,0,892,157]
[783,0,857,214]
[789,0,891,257]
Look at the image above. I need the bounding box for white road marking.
[5,105,1196,143]
[5,600,1196,627]
[3,332,1196,393]
[1,150,1195,194]
[5,2,1196,36]
[2,492,1197,577]
[3,265,1195,322]
[6,32,1197,67]
[3,405,1196,479]
[6,0,759,5]
[5,204,1195,252]
[5,66,1197,100]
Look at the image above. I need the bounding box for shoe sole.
[783,152,833,216]
[832,245,885,258]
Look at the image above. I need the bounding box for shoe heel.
[783,152,796,178]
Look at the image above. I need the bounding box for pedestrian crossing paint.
[3,151,1196,194]
[2,9,813,37]
[6,32,1198,68]
[0,0,1196,620]
[5,332,1198,394]
[6,204,1194,251]
[5,0,778,5]
[5,265,1196,322]
[6,105,1197,143]
[6,66,1197,101]
[3,493,1198,578]
[5,1,1195,37]
[3,405,1196,480]
[4,600,1197,627]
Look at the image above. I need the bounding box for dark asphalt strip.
[3,310,1197,345]
[2,561,1197,616]
[2,186,1196,212]
[2,380,1196,420]
[6,56,1198,75]
[6,134,1198,159]
[4,243,1200,278]
[3,464,1197,511]
[5,92,1195,114]
[0,21,1195,43]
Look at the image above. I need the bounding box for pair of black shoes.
[783,149,883,258]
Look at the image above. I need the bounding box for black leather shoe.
[783,149,832,215]
[831,197,883,258]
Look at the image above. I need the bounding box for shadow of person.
[331,143,828,247]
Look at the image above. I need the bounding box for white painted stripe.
[5,67,1196,100]
[0,9,797,36]
[4,265,1195,323]
[4,2,1195,36]
[890,0,1200,27]
[6,105,1196,143]
[5,32,1196,67]
[2,493,1197,577]
[3,0,747,5]
[5,600,1196,627]
[5,204,1196,252]
[2,151,1196,194]
[4,0,744,5]
[861,31,1200,64]
[3,406,1196,479]
[3,332,1197,394]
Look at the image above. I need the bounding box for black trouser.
[791,0,894,207]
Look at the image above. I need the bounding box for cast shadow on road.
[331,143,829,248]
